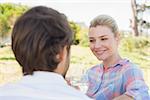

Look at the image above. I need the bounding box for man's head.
[12,6,73,77]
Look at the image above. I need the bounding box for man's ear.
[56,46,67,61]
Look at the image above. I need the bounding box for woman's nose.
[94,40,102,49]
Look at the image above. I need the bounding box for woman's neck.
[103,53,122,70]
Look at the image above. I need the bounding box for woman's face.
[88,25,119,61]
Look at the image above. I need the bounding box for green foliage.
[79,28,89,47]
[69,21,89,47]
[79,32,89,47]
[134,37,150,48]
[69,21,81,45]
[0,16,10,38]
[120,35,150,52]
[0,3,28,39]
[120,36,135,52]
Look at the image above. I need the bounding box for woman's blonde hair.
[90,15,119,36]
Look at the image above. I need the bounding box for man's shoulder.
[0,96,92,100]
[0,81,92,100]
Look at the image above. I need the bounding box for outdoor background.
[0,0,150,93]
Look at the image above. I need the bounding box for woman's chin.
[96,54,109,61]
[97,57,105,61]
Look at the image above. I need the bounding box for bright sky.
[0,0,134,30]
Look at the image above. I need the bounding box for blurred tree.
[69,21,81,45]
[131,0,139,36]
[130,0,150,36]
[0,3,28,41]
[79,28,89,47]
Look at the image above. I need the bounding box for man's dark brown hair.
[11,6,73,75]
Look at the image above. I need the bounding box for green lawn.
[0,45,150,89]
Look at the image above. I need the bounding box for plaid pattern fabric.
[86,59,149,100]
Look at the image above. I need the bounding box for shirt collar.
[102,59,129,70]
[21,71,67,85]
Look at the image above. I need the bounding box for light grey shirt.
[0,71,92,100]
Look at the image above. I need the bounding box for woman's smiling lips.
[94,50,106,55]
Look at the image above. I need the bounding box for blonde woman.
[86,15,149,100]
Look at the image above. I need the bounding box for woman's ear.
[116,33,121,41]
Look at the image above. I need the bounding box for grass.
[0,45,150,90]
[0,47,15,61]
[120,48,150,68]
